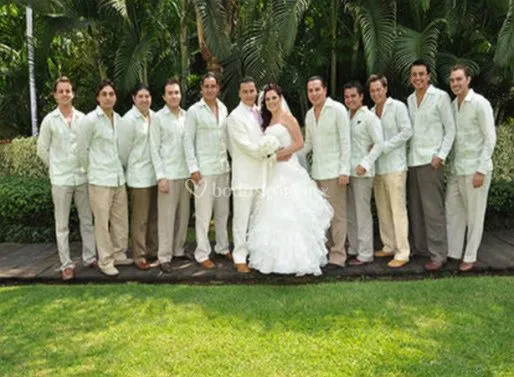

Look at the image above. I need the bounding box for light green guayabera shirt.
[118,106,157,188]
[183,98,230,176]
[451,89,496,175]
[349,106,384,177]
[407,85,455,167]
[77,106,126,187]
[304,97,351,179]
[371,97,412,175]
[37,107,88,186]
[150,105,190,181]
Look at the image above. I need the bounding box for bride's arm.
[282,114,304,154]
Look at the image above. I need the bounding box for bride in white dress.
[247,83,334,276]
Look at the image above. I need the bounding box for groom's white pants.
[232,189,261,264]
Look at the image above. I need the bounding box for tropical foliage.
[0,0,513,136]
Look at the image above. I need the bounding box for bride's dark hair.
[260,83,284,131]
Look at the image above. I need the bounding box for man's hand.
[356,165,367,176]
[276,149,292,162]
[191,171,202,184]
[158,179,169,193]
[431,156,443,169]
[338,175,349,186]
[472,172,485,188]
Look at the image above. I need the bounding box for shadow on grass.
[0,277,513,377]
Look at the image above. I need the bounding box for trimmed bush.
[492,118,514,182]
[0,136,46,178]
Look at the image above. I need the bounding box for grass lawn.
[1,277,513,377]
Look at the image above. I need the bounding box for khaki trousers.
[129,186,158,262]
[445,172,491,263]
[157,179,190,263]
[89,184,129,270]
[347,177,374,262]
[317,179,347,266]
[193,173,230,263]
[373,171,410,261]
[51,184,96,270]
[408,164,448,263]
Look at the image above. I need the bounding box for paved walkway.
[0,230,513,284]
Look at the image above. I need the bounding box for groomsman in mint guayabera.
[183,72,232,269]
[150,78,191,273]
[118,83,158,271]
[77,79,132,277]
[407,59,455,272]
[304,76,351,268]
[446,64,496,272]
[37,76,96,281]
[344,81,384,266]
[368,74,412,268]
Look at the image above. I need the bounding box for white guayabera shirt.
[304,97,351,180]
[118,106,157,188]
[37,107,88,186]
[451,89,496,176]
[150,106,190,181]
[183,98,230,176]
[349,106,384,177]
[407,85,456,167]
[77,106,126,187]
[372,97,412,175]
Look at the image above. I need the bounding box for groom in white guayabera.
[226,77,279,273]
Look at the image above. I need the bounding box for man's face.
[307,80,327,107]
[344,87,363,111]
[369,81,387,105]
[410,65,430,91]
[450,69,471,97]
[163,83,181,109]
[201,77,220,102]
[54,82,74,107]
[133,89,152,114]
[97,85,117,109]
[239,82,257,107]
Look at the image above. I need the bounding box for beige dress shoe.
[387,259,408,268]
[235,263,250,273]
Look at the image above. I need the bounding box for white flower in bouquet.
[259,135,280,158]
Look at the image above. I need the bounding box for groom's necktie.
[251,107,262,125]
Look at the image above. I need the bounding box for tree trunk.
[179,0,189,100]
[330,0,338,97]
[194,2,222,74]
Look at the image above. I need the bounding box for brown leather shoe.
[135,259,151,270]
[424,260,443,271]
[348,258,371,266]
[459,262,474,272]
[85,260,98,268]
[235,263,250,273]
[387,259,408,268]
[200,259,215,269]
[375,250,394,258]
[61,267,75,281]
[224,252,233,261]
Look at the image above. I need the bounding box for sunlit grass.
[1,277,513,376]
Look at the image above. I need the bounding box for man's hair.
[367,74,388,88]
[163,77,181,93]
[53,76,73,92]
[411,59,431,74]
[132,83,151,97]
[239,76,256,87]
[201,72,220,85]
[343,80,365,95]
[307,76,327,88]
[95,79,117,97]
[451,64,472,78]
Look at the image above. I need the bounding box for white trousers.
[51,184,96,270]
[445,172,491,263]
[347,177,374,262]
[232,189,261,264]
[193,173,230,262]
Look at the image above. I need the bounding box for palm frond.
[494,0,514,69]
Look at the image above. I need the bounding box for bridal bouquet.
[259,135,280,159]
